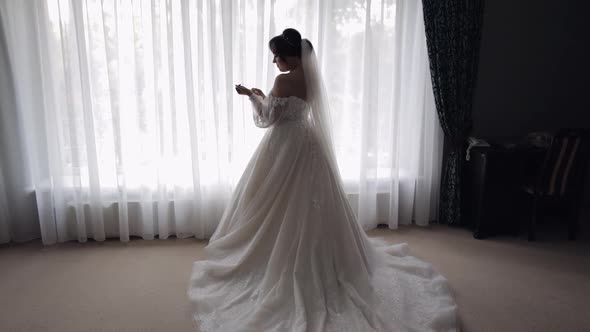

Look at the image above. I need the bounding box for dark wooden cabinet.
[461,143,545,239]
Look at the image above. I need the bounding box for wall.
[472,0,590,226]
[473,0,589,138]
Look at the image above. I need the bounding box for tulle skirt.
[188,120,458,331]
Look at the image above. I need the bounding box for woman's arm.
[251,88,265,98]
[249,93,277,128]
[235,76,287,128]
[235,84,252,96]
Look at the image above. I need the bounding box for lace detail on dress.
[249,94,310,128]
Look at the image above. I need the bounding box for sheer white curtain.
[0,0,442,245]
[0,14,41,244]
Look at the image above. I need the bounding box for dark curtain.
[422,0,484,225]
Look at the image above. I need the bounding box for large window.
[0,0,442,243]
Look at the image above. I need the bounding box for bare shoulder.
[271,74,290,97]
[271,73,306,99]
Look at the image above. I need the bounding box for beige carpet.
[1,224,589,332]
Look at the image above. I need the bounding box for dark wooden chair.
[524,128,590,241]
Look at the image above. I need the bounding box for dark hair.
[269,28,313,60]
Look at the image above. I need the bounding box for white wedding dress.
[188,42,458,332]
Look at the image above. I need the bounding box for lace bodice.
[249,94,310,128]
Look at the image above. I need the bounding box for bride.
[188,28,458,332]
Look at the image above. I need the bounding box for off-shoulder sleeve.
[249,94,286,128]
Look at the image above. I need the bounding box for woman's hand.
[235,84,253,96]
[251,88,265,98]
